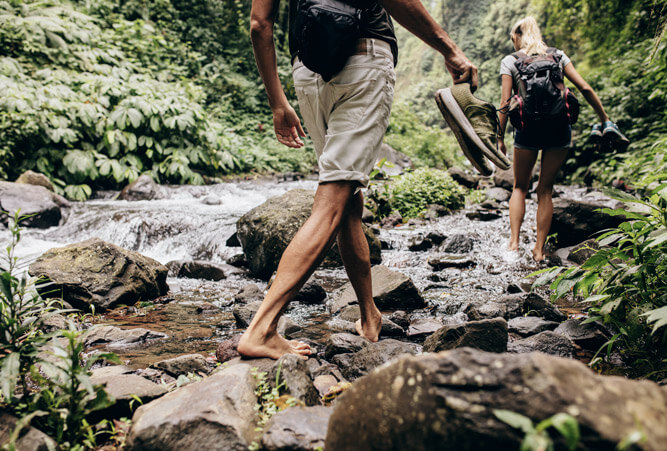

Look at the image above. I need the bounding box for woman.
[497,16,620,262]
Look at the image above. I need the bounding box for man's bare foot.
[237,329,311,360]
[355,309,382,342]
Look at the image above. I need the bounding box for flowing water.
[2,178,580,369]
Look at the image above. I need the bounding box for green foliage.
[532,186,667,377]
[494,409,580,451]
[367,168,466,220]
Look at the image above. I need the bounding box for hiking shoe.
[589,123,603,144]
[602,120,630,151]
[435,84,511,171]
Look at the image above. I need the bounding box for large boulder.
[119,174,167,201]
[236,189,381,280]
[331,265,425,314]
[90,367,168,418]
[325,348,667,450]
[0,412,56,451]
[16,170,54,191]
[0,181,68,228]
[29,238,169,311]
[126,364,257,451]
[550,196,625,247]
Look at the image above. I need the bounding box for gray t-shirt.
[500,50,571,93]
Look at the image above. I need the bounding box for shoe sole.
[602,129,630,151]
[435,90,493,176]
[436,88,511,171]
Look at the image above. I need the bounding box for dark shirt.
[288,0,399,66]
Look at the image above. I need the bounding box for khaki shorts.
[292,38,395,188]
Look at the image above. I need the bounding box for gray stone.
[236,189,381,279]
[202,194,222,205]
[0,181,67,228]
[522,292,567,322]
[508,316,559,336]
[441,234,474,253]
[423,318,508,353]
[332,339,419,381]
[152,354,211,377]
[90,372,168,417]
[216,336,241,364]
[324,333,369,360]
[493,168,514,190]
[464,297,523,321]
[567,239,600,265]
[234,284,264,304]
[119,174,167,201]
[262,406,332,451]
[508,331,576,357]
[178,261,226,281]
[486,187,511,203]
[0,412,56,451]
[126,364,257,450]
[448,167,479,189]
[16,170,54,191]
[554,318,611,351]
[550,196,625,247]
[326,318,357,334]
[406,318,445,341]
[313,375,339,397]
[272,354,320,407]
[84,325,167,348]
[465,209,502,221]
[389,311,410,329]
[29,238,169,311]
[331,265,425,314]
[325,348,667,451]
[428,255,475,270]
[293,280,327,305]
[226,232,241,247]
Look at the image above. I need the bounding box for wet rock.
[195,302,219,313]
[567,239,599,265]
[333,309,404,338]
[406,318,445,341]
[428,255,475,270]
[90,370,168,418]
[152,354,211,377]
[361,206,375,223]
[313,375,339,397]
[425,231,446,245]
[201,194,222,205]
[377,143,414,176]
[262,406,332,451]
[0,181,67,228]
[29,238,169,311]
[465,209,502,221]
[381,211,403,228]
[423,204,450,220]
[326,318,357,334]
[127,364,257,450]
[324,333,369,360]
[508,331,576,357]
[0,411,56,451]
[84,325,167,348]
[325,348,667,451]
[294,280,327,305]
[441,234,474,253]
[464,297,523,321]
[486,187,511,203]
[119,174,167,201]
[480,199,501,209]
[226,232,241,247]
[408,236,434,252]
[331,265,425,314]
[16,170,54,191]
[522,292,567,322]
[505,283,523,294]
[423,318,508,353]
[135,368,175,385]
[177,261,226,281]
[332,339,419,381]
[215,335,241,363]
[508,316,559,336]
[232,301,298,337]
[271,354,320,407]
[234,283,264,304]
[41,313,69,333]
[236,189,381,280]
[448,167,479,189]
[380,318,406,337]
[493,168,514,190]
[389,311,410,329]
[227,253,248,268]
[554,319,611,351]
[550,196,624,247]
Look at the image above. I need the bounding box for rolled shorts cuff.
[514,141,573,151]
[318,170,369,188]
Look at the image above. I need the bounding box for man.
[238,0,478,359]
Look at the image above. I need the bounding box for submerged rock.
[29,238,169,311]
[0,181,68,228]
[236,189,381,280]
[325,348,667,450]
[126,364,257,451]
[331,265,425,314]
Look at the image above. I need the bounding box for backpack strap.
[546,47,562,64]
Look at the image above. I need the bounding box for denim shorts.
[292,39,395,188]
[514,120,572,151]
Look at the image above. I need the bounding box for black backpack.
[508,48,579,130]
[293,0,364,81]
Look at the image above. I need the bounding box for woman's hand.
[497,137,507,155]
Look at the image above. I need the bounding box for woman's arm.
[563,63,609,124]
[497,74,513,155]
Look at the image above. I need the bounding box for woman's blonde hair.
[511,16,548,55]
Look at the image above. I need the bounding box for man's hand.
[273,105,306,148]
[444,48,479,91]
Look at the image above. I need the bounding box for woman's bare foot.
[532,248,546,262]
[355,309,382,342]
[237,329,311,360]
[508,239,519,251]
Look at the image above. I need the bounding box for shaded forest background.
[1,0,665,199]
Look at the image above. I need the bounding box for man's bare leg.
[238,181,357,359]
[336,191,382,342]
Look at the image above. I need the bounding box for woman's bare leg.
[509,148,539,251]
[533,148,569,261]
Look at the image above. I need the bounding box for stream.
[2,177,580,369]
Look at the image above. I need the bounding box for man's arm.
[378,0,478,89]
[250,0,305,148]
